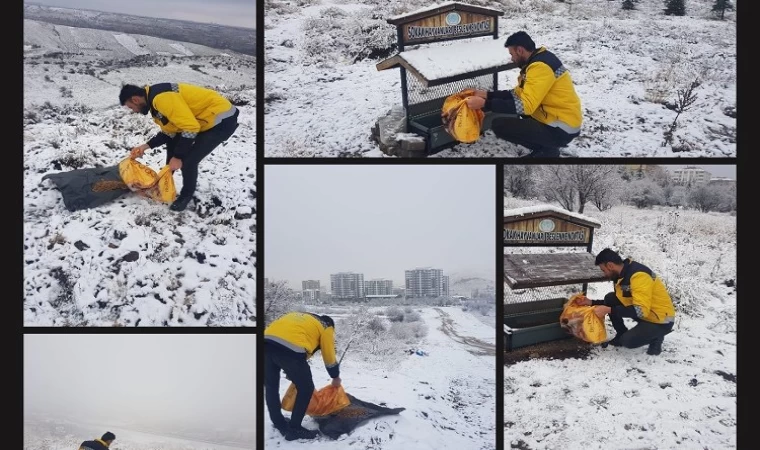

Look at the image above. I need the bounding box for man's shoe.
[273,418,290,437]
[647,337,664,356]
[170,194,193,211]
[284,426,319,441]
[602,333,626,348]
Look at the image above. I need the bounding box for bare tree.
[537,165,620,213]
[503,165,537,198]
[626,178,666,208]
[264,280,301,326]
[663,78,701,147]
[688,184,735,212]
[536,165,577,211]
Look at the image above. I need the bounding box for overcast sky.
[664,164,736,179]
[27,0,255,29]
[24,334,255,431]
[265,165,496,289]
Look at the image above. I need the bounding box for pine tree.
[712,0,734,20]
[664,0,686,16]
[623,0,635,10]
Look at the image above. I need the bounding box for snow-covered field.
[24,420,252,450]
[263,0,735,157]
[502,197,737,449]
[265,306,496,449]
[23,20,256,326]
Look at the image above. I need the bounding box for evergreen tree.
[623,0,635,10]
[712,0,734,20]
[664,0,686,16]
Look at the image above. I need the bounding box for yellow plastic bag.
[441,88,485,143]
[282,383,351,417]
[118,158,177,203]
[559,293,607,344]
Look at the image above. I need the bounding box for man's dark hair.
[101,431,116,441]
[504,31,536,51]
[119,84,146,105]
[595,248,623,265]
[320,315,335,328]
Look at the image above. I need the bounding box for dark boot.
[170,194,193,211]
[284,426,319,441]
[602,332,626,348]
[272,418,290,437]
[647,336,664,355]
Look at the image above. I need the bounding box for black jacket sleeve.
[485,90,518,114]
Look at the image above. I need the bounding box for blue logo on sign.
[445,12,461,26]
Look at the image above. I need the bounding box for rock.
[122,251,139,262]
[74,240,89,251]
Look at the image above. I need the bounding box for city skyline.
[265,165,495,289]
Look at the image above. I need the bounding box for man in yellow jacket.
[264,312,342,441]
[575,248,676,355]
[78,431,115,449]
[466,31,582,158]
[120,83,239,211]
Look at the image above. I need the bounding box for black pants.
[603,292,674,348]
[264,341,315,429]
[166,110,239,197]
[491,116,577,157]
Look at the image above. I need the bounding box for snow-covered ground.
[502,197,737,449]
[263,0,735,157]
[24,419,252,450]
[23,20,256,326]
[265,306,496,449]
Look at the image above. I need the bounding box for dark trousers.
[166,110,239,197]
[603,292,674,348]
[264,341,315,429]
[491,116,577,157]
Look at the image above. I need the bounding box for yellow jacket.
[613,259,675,324]
[487,47,582,134]
[265,312,340,378]
[144,83,236,158]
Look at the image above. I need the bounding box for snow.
[503,204,602,226]
[23,20,257,326]
[389,2,502,21]
[265,307,496,449]
[502,197,736,449]
[113,34,152,56]
[171,43,195,57]
[395,38,509,81]
[264,0,735,157]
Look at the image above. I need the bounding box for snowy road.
[265,307,496,449]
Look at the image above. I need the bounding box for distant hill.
[24,3,254,56]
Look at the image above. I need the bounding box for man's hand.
[465,96,486,110]
[574,296,592,307]
[473,89,487,99]
[168,157,183,171]
[331,377,342,388]
[130,145,148,159]
[593,305,611,318]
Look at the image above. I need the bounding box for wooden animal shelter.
[373,2,519,157]
[503,206,609,351]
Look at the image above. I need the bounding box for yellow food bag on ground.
[142,166,177,203]
[282,383,351,417]
[441,88,485,143]
[560,293,607,344]
[118,158,176,203]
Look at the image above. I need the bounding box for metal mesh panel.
[503,247,590,310]
[406,71,495,111]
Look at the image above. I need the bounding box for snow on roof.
[503,204,602,226]
[399,38,509,81]
[389,2,503,21]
